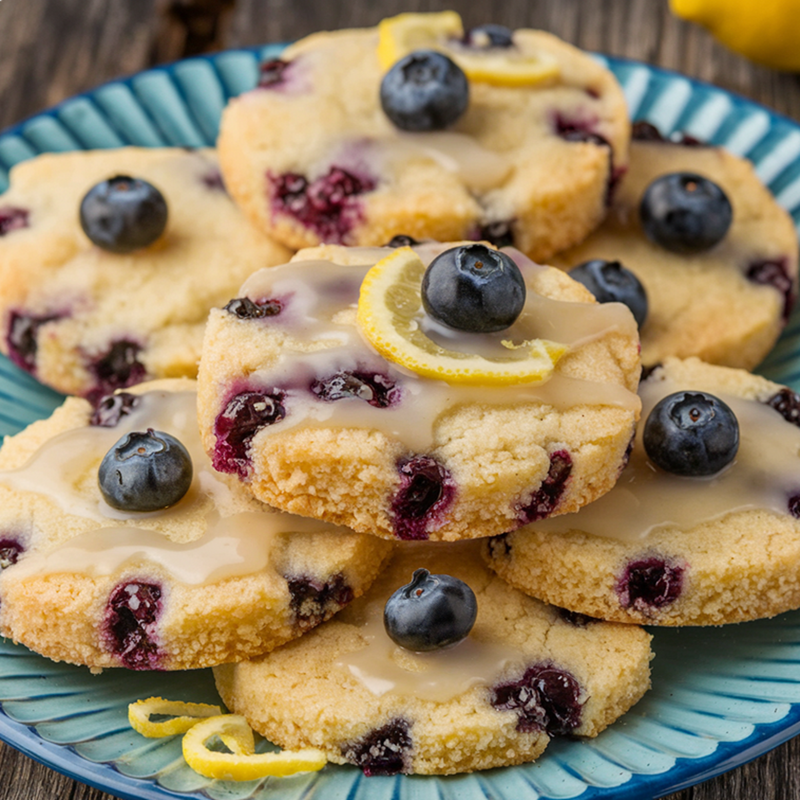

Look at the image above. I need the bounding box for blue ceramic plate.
[1,47,800,800]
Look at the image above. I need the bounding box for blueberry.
[463,24,514,48]
[640,172,732,254]
[80,176,168,253]
[385,234,420,248]
[569,259,648,327]
[380,50,469,132]
[421,244,526,332]
[643,391,739,476]
[224,297,282,320]
[384,568,477,652]
[90,392,139,427]
[98,428,193,512]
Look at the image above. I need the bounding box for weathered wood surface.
[0,0,799,797]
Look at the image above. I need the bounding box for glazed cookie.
[484,357,800,626]
[552,123,799,370]
[214,540,652,775]
[0,148,292,401]
[0,378,392,670]
[217,11,629,261]
[197,241,641,542]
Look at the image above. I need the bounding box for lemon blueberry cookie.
[484,356,800,626]
[214,540,653,775]
[197,241,641,542]
[0,378,392,670]
[552,123,799,370]
[217,11,630,261]
[0,148,292,402]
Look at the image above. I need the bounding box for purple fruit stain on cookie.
[90,391,140,427]
[554,114,620,203]
[491,662,584,736]
[766,388,800,428]
[103,581,163,670]
[616,556,685,614]
[746,258,796,323]
[516,450,573,525]
[6,310,64,373]
[258,58,292,89]
[202,170,227,192]
[391,455,456,540]
[311,370,400,408]
[87,339,147,404]
[224,297,282,320]
[213,389,286,476]
[557,608,599,627]
[0,207,29,236]
[287,573,354,631]
[269,167,376,244]
[341,718,412,776]
[0,538,24,569]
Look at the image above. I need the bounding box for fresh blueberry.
[380,50,469,132]
[569,259,648,327]
[80,176,168,253]
[463,24,514,48]
[643,391,739,476]
[640,172,732,254]
[98,428,193,512]
[384,568,477,652]
[421,244,526,332]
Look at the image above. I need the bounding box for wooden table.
[1,0,799,797]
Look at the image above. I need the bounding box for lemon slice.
[356,247,567,385]
[377,12,560,87]
[182,714,327,781]
[128,697,223,738]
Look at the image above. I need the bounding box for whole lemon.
[670,0,800,71]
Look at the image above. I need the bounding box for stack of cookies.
[0,10,797,780]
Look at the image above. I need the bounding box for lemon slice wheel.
[182,714,327,781]
[356,247,568,386]
[377,11,560,87]
[128,697,223,738]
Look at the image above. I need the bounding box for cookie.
[551,124,799,370]
[0,378,393,670]
[217,11,629,261]
[214,540,652,775]
[484,357,800,626]
[0,148,292,401]
[196,241,642,542]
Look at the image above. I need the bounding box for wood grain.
[1,0,800,798]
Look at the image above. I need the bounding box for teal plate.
[1,47,800,800]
